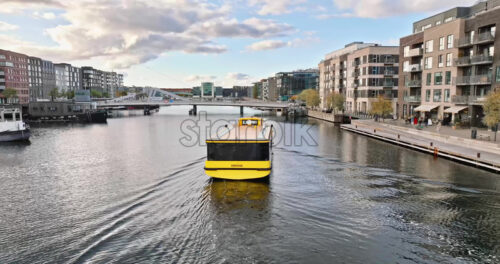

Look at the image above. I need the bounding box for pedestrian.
[436,120,442,133]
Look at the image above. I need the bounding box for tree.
[370,95,393,121]
[483,90,500,141]
[252,84,258,99]
[325,92,345,114]
[298,89,320,108]
[103,92,110,98]
[66,90,75,99]
[91,90,103,98]
[49,88,59,101]
[1,88,18,104]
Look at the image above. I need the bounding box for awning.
[444,106,468,114]
[414,105,439,112]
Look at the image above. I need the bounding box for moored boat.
[204,117,273,180]
[0,108,30,142]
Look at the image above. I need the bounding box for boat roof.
[207,117,271,142]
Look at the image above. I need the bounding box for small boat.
[204,117,273,180]
[0,108,30,142]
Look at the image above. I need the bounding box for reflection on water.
[1,107,500,263]
[207,179,270,211]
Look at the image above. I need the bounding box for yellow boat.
[204,117,273,180]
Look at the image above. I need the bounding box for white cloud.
[246,40,288,51]
[185,74,217,83]
[223,72,256,86]
[0,0,295,69]
[248,0,307,15]
[0,21,18,31]
[33,11,57,20]
[331,0,477,18]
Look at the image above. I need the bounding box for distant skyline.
[0,0,477,88]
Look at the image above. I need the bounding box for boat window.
[207,143,269,161]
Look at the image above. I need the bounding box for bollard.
[355,125,358,129]
[398,134,400,140]
[430,142,433,147]
[477,153,481,158]
[374,129,376,133]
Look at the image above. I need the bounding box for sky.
[0,0,478,88]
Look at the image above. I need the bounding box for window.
[444,89,450,102]
[424,57,433,69]
[439,37,445,50]
[433,89,442,102]
[447,35,454,48]
[496,67,500,83]
[426,73,432,85]
[444,17,453,23]
[438,55,444,68]
[426,90,431,102]
[425,40,434,53]
[435,72,443,85]
[446,53,453,67]
[445,71,451,85]
[436,21,442,26]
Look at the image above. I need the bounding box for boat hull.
[204,160,271,180]
[0,129,31,142]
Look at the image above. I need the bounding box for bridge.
[97,100,293,115]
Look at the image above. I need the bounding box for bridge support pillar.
[240,106,244,116]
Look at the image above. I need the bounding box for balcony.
[0,61,14,67]
[457,37,473,47]
[455,54,493,66]
[454,75,491,86]
[403,64,422,72]
[406,80,422,87]
[352,61,360,67]
[404,96,421,103]
[351,83,359,89]
[351,71,360,78]
[457,32,495,47]
[383,81,395,87]
[0,71,4,76]
[406,48,423,57]
[384,70,397,76]
[382,58,397,64]
[451,95,488,104]
[476,32,495,44]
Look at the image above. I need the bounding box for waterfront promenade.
[341,120,500,173]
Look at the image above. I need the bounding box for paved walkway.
[342,120,500,173]
[382,119,499,146]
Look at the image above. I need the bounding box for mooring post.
[193,105,197,116]
[240,106,244,116]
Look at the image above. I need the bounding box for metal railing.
[383,81,395,87]
[455,55,493,66]
[454,75,492,85]
[457,32,495,47]
[451,95,487,104]
[384,70,397,75]
[404,96,421,103]
[403,64,422,72]
[405,80,422,87]
[477,32,495,43]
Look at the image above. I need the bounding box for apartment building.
[346,46,399,114]
[275,69,319,101]
[28,57,56,101]
[0,49,29,104]
[55,63,81,94]
[399,0,500,126]
[261,77,278,101]
[319,42,399,113]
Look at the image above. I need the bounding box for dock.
[341,120,500,173]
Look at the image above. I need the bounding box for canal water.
[1,106,499,263]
